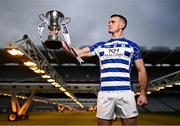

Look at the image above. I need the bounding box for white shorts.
[96,90,138,120]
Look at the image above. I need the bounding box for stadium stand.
[159,96,180,111]
[0,46,180,112]
[143,97,174,112]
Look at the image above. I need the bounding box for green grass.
[0,112,180,125]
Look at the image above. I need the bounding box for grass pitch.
[0,111,180,125]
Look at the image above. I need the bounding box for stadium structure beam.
[148,70,180,91]
[3,34,83,108]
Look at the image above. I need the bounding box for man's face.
[108,16,124,33]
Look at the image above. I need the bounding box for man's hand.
[137,94,148,106]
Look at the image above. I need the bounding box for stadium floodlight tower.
[4,35,84,121]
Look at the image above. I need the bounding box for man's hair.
[111,14,127,30]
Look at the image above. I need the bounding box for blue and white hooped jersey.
[88,38,142,91]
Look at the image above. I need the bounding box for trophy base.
[44,40,62,49]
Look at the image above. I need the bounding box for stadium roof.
[1,46,180,66]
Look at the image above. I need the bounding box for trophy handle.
[61,17,71,24]
[39,14,47,21]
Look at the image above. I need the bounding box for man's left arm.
[134,59,148,106]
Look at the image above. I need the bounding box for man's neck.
[111,31,124,39]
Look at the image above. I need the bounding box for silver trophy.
[39,10,70,49]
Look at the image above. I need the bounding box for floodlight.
[7,48,24,56]
[41,75,51,79]
[59,87,66,92]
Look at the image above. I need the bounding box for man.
[62,14,148,126]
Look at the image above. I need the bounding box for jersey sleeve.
[88,41,104,56]
[132,43,142,61]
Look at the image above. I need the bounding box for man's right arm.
[61,41,93,58]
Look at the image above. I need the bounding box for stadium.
[0,35,180,125]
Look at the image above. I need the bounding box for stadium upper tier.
[0,46,180,83]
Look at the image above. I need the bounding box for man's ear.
[119,22,125,29]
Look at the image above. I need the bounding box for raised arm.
[61,41,93,58]
[134,59,148,106]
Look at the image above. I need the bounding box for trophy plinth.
[44,36,62,49]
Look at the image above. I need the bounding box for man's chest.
[99,43,134,59]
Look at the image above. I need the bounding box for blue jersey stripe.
[101,68,129,73]
[101,77,130,82]
[101,44,131,48]
[101,59,129,65]
[101,86,131,91]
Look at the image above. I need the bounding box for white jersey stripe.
[101,72,129,78]
[101,81,130,87]
[101,63,129,70]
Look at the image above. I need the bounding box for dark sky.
[0,0,180,49]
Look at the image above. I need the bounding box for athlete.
[62,14,148,126]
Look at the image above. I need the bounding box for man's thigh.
[116,91,138,118]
